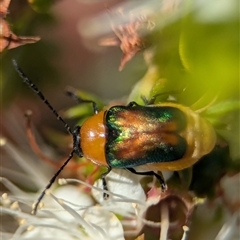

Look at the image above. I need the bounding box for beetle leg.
[65,86,99,114]
[140,95,150,105]
[140,95,158,105]
[127,168,167,192]
[101,167,112,199]
[149,90,183,105]
[127,101,139,107]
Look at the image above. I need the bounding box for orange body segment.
[80,111,108,167]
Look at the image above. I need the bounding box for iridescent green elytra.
[105,103,187,168]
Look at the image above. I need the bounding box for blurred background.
[2,0,144,133]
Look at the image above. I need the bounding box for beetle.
[13,60,216,214]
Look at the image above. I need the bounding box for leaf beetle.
[13,60,216,214]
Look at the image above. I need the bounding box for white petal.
[92,169,146,208]
[83,206,125,240]
[18,219,81,240]
[41,185,94,222]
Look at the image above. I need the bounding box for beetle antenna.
[12,59,73,135]
[32,150,74,215]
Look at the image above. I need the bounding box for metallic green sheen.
[105,103,187,168]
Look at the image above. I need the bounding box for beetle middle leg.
[101,167,112,199]
[127,168,167,191]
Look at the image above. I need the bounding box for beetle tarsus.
[102,179,109,199]
[127,101,139,107]
[65,87,99,114]
[101,167,112,199]
[127,168,167,192]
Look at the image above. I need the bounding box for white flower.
[0,137,153,240]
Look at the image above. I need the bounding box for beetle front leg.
[127,168,167,191]
[101,167,112,199]
[65,86,99,114]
